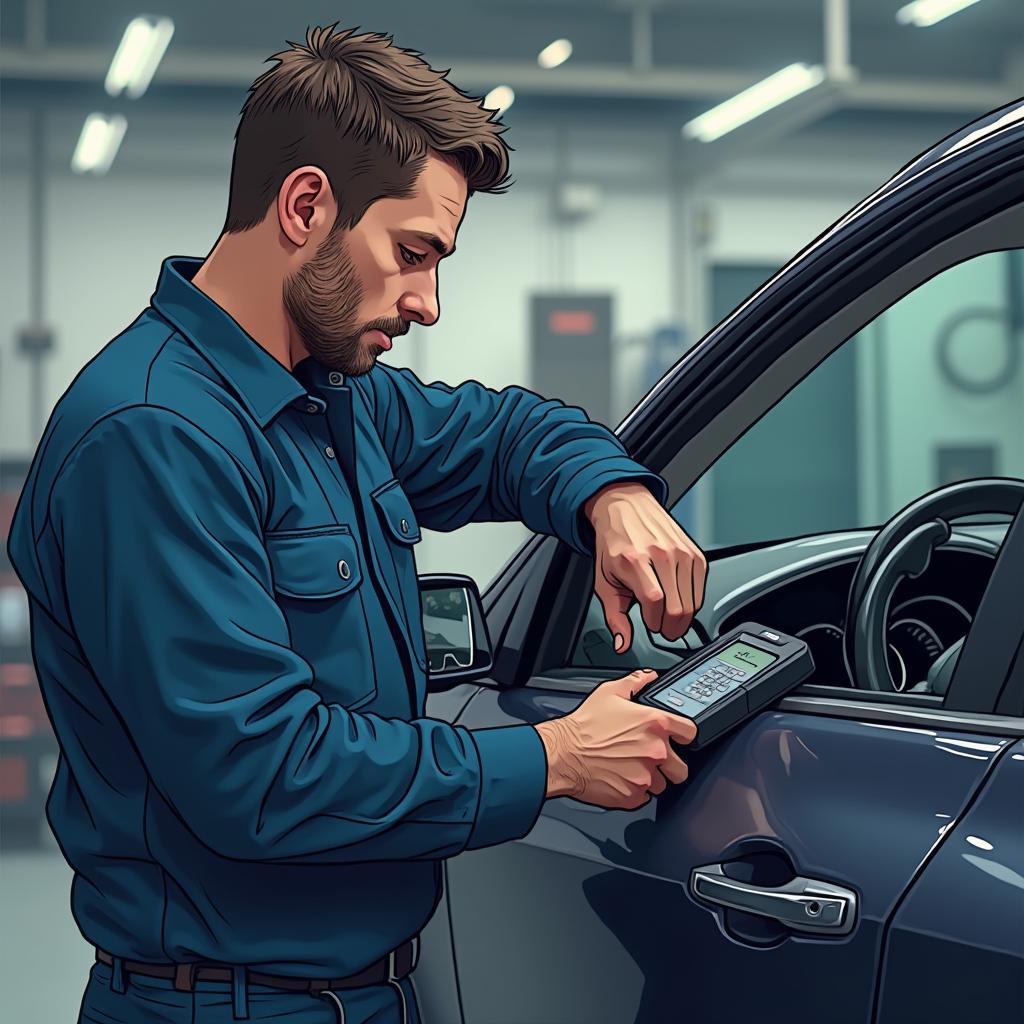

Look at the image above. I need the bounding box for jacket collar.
[151,256,307,427]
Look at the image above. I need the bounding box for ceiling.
[2,0,1022,180]
[3,0,1022,93]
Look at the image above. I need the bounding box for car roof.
[623,96,1024,434]
[682,97,1024,375]
[886,97,1024,193]
[829,96,1024,241]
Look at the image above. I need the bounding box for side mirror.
[418,573,494,688]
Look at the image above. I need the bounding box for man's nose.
[398,280,439,327]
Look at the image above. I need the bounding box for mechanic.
[6,24,706,1024]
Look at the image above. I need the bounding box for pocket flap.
[265,528,363,599]
[371,480,422,544]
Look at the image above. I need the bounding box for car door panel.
[876,737,1024,1022]
[447,690,1009,1024]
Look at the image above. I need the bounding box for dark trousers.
[78,957,422,1024]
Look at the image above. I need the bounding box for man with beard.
[7,24,706,1024]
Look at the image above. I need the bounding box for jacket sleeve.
[361,365,670,555]
[50,406,547,864]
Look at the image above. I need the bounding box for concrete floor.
[0,829,95,1023]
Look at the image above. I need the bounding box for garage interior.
[1,0,1022,1019]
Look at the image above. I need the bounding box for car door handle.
[690,864,857,936]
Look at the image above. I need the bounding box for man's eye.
[399,244,426,266]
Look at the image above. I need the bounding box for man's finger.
[691,547,708,613]
[678,555,696,637]
[659,751,690,785]
[601,668,658,698]
[648,548,688,641]
[619,557,665,636]
[651,552,692,638]
[647,769,668,796]
[654,711,698,746]
[595,574,634,653]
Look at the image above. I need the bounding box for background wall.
[1,106,974,583]
[872,251,1024,516]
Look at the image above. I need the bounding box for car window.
[570,248,1024,673]
[699,249,1024,550]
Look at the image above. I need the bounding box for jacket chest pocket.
[369,479,428,673]
[264,527,377,708]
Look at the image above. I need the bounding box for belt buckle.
[387,948,398,983]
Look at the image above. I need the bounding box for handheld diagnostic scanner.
[634,623,815,750]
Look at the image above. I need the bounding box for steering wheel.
[843,478,1024,691]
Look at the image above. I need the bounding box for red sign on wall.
[548,310,597,335]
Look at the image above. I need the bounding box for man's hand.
[535,669,696,808]
[584,481,708,652]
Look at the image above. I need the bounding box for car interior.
[572,510,1013,693]
[512,208,1024,723]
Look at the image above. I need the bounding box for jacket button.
[400,518,409,534]
[306,403,318,414]
[337,560,351,580]
[328,371,344,385]
[325,446,335,460]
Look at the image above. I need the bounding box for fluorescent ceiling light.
[484,85,515,114]
[71,113,128,174]
[683,63,826,143]
[538,38,573,70]
[105,16,175,98]
[896,0,982,26]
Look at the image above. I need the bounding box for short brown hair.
[223,24,513,234]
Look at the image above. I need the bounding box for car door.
[440,542,1016,1024]
[876,738,1024,1022]
[874,503,1024,1023]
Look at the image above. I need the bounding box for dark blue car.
[415,100,1024,1024]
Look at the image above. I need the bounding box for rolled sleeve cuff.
[465,724,548,851]
[562,461,671,556]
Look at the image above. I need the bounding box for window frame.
[480,123,1024,725]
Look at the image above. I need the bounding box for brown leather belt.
[96,937,418,994]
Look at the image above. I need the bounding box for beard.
[283,225,403,376]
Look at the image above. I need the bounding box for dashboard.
[707,526,1002,690]
[573,522,1004,692]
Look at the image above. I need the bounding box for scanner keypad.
[649,655,748,717]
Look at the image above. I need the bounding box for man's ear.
[277,166,336,248]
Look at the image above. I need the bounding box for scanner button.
[667,696,684,706]
[716,682,729,691]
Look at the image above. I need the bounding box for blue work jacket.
[6,256,669,978]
